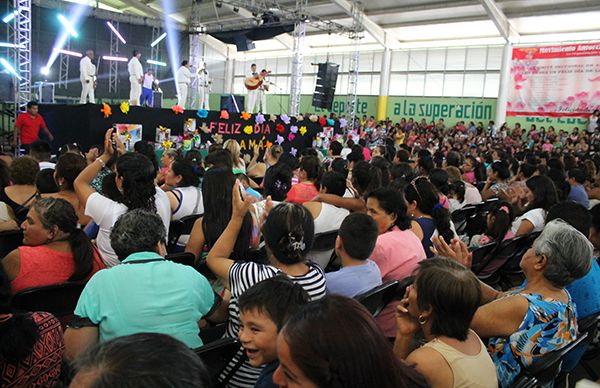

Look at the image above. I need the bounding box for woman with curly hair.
[75,129,170,267]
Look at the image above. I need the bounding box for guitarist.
[256,68,270,114]
[246,63,260,113]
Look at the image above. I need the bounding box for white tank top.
[171,186,204,220]
[314,203,350,235]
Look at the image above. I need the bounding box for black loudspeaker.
[234,36,256,52]
[220,95,245,112]
[152,91,163,108]
[312,62,338,110]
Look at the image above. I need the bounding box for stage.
[39,103,341,155]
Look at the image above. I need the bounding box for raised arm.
[312,193,366,213]
[206,180,253,289]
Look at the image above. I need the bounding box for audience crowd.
[0,113,599,387]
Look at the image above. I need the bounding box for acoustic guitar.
[244,71,271,91]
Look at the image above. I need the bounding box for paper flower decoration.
[276,135,284,145]
[280,114,290,124]
[309,115,318,122]
[100,103,112,118]
[327,118,335,126]
[255,113,265,124]
[200,122,211,134]
[162,140,173,149]
[172,105,184,114]
[241,111,252,120]
[196,109,209,119]
[269,114,277,122]
[339,118,348,128]
[220,110,229,120]
[192,134,201,143]
[266,141,273,148]
[296,115,304,122]
[159,126,169,133]
[319,117,327,126]
[299,126,307,136]
[275,123,285,134]
[120,101,130,114]
[288,132,295,142]
[213,134,223,144]
[290,125,298,134]
[177,135,183,142]
[290,147,298,157]
[243,125,253,135]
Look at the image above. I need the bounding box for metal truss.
[289,0,308,115]
[108,20,119,93]
[188,1,203,108]
[150,26,160,76]
[57,37,70,89]
[345,0,363,131]
[14,0,32,113]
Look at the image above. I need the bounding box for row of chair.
[452,198,501,237]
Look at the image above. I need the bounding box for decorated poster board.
[507,43,600,118]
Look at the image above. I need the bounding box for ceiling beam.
[478,0,519,41]
[329,0,399,49]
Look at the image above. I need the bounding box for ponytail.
[431,202,454,243]
[449,180,466,203]
[0,314,40,362]
[68,229,95,281]
[486,201,515,244]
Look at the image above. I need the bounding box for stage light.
[103,55,128,62]
[106,21,126,45]
[0,42,23,48]
[57,14,79,38]
[53,48,83,57]
[40,67,49,75]
[0,58,21,80]
[2,10,18,24]
[147,59,167,67]
[150,32,167,47]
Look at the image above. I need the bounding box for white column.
[496,42,512,125]
[224,55,235,95]
[379,48,392,96]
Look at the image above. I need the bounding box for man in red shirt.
[12,101,54,150]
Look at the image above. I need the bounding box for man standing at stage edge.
[128,50,143,106]
[197,62,210,110]
[246,63,259,113]
[177,60,191,109]
[79,50,96,104]
[12,101,54,152]
[140,68,155,107]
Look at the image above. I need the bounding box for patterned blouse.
[488,292,578,388]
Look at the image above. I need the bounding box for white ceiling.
[57,0,600,56]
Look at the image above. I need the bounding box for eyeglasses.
[409,176,429,199]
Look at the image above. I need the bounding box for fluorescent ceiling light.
[106,21,126,45]
[103,55,128,62]
[57,14,79,38]
[0,42,24,48]
[0,58,21,79]
[53,48,83,57]
[150,32,167,47]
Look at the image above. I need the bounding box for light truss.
[345,0,363,132]
[150,26,161,76]
[108,20,119,93]
[58,37,70,89]
[289,0,308,115]
[14,0,31,113]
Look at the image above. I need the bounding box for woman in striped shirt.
[206,182,326,388]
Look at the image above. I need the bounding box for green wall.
[504,116,589,130]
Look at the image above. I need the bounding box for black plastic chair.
[195,337,241,386]
[0,229,23,258]
[477,236,528,288]
[576,313,600,381]
[12,282,86,327]
[451,206,477,236]
[165,252,196,267]
[307,230,339,270]
[356,280,399,317]
[470,242,497,275]
[167,213,203,250]
[512,332,590,388]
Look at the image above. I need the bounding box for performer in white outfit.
[177,60,191,109]
[246,63,259,113]
[256,68,270,114]
[197,62,210,110]
[79,50,96,104]
[127,50,143,106]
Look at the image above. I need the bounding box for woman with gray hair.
[432,219,593,388]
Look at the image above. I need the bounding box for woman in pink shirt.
[366,188,426,337]
[286,155,320,204]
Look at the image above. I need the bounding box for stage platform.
[39,103,338,154]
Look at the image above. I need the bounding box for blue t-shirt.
[566,259,600,319]
[325,259,382,297]
[255,361,278,388]
[567,184,589,208]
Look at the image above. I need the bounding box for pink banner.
[507,43,600,117]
